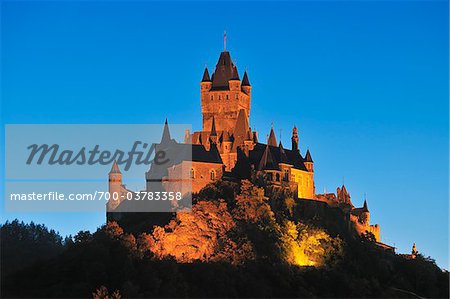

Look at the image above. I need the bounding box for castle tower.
[304,149,314,172]
[291,126,299,151]
[200,41,251,133]
[361,199,370,226]
[412,243,418,258]
[108,160,123,210]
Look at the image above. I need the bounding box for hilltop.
[2,180,448,298]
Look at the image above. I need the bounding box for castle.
[108,41,381,242]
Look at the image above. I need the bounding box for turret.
[241,71,251,96]
[412,243,418,257]
[221,131,232,153]
[304,149,313,172]
[108,160,122,210]
[200,67,212,92]
[361,199,370,225]
[291,125,299,151]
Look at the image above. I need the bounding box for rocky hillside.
[2,180,449,298]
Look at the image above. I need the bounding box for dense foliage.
[1,180,448,298]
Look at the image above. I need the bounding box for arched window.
[210,169,216,181]
[226,94,229,100]
[190,168,195,179]
[218,95,221,100]
[210,95,213,100]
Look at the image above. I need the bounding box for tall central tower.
[200,49,252,133]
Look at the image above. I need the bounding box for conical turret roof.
[109,160,121,174]
[268,127,277,147]
[258,144,279,171]
[201,67,211,82]
[305,149,313,162]
[210,116,217,137]
[362,199,369,212]
[242,71,250,86]
[161,118,171,144]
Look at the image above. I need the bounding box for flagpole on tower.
[224,31,227,51]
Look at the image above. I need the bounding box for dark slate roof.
[267,127,277,147]
[351,207,368,216]
[362,200,369,212]
[201,67,211,82]
[278,142,289,164]
[161,119,171,144]
[211,51,240,90]
[242,71,250,86]
[192,144,223,163]
[258,144,279,171]
[305,149,313,163]
[249,143,308,172]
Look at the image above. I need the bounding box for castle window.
[190,168,195,179]
[283,169,289,181]
[219,95,222,100]
[210,169,216,181]
[226,94,229,100]
[210,95,213,100]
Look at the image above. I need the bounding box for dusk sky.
[1,1,448,268]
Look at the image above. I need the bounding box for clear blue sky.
[1,1,448,268]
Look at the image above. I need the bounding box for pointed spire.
[109,160,121,174]
[210,116,217,136]
[234,109,249,138]
[201,67,211,82]
[209,141,223,163]
[258,143,279,171]
[305,149,313,162]
[268,126,277,147]
[291,125,299,151]
[161,118,171,143]
[279,141,289,164]
[242,71,251,86]
[362,199,369,212]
